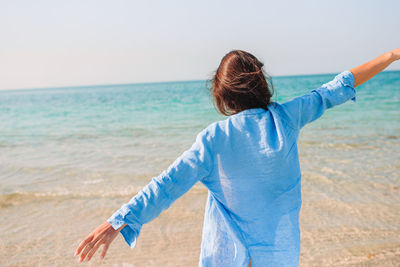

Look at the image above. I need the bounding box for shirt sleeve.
[280,70,356,130]
[106,128,213,248]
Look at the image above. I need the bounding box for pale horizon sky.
[1,0,399,90]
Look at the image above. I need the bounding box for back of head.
[210,50,274,116]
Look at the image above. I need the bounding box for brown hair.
[208,50,274,116]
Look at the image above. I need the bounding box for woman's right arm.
[75,128,213,262]
[350,48,400,87]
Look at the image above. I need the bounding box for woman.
[75,48,400,266]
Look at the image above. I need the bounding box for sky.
[0,0,399,90]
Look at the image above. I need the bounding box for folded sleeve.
[107,128,214,248]
[280,70,356,130]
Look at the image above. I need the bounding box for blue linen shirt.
[107,70,356,266]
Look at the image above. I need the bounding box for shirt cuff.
[337,70,356,102]
[107,210,143,249]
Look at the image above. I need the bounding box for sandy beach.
[1,174,399,266]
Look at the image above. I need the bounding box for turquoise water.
[0,71,399,196]
[0,71,399,266]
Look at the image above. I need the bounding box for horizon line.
[1,69,399,92]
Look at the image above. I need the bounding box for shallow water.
[0,71,399,266]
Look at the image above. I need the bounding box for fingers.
[101,243,110,260]
[78,238,111,262]
[75,222,118,263]
[78,240,94,263]
[86,240,104,261]
[75,235,93,256]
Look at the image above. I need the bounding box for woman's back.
[200,105,303,266]
[204,105,302,214]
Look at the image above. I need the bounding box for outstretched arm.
[281,48,400,130]
[75,128,213,263]
[350,48,400,87]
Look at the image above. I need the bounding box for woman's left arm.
[280,47,400,130]
[350,48,399,87]
[74,128,213,263]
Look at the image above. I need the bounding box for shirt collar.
[233,103,275,116]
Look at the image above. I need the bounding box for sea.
[0,71,399,266]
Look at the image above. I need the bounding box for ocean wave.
[0,185,208,209]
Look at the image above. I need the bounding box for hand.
[75,221,127,263]
[390,47,400,61]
